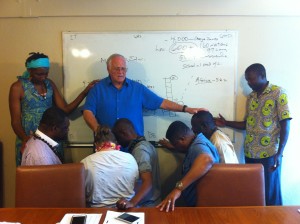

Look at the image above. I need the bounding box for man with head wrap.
[9,52,98,165]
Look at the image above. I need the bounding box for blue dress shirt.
[83,76,163,136]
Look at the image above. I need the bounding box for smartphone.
[115,213,140,224]
[70,215,87,224]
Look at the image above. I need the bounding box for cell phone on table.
[70,215,87,224]
[115,213,140,223]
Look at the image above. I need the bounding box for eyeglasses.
[113,67,128,72]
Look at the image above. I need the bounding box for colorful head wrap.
[21,58,50,78]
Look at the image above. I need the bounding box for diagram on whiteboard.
[63,31,238,143]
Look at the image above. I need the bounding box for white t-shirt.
[81,150,139,207]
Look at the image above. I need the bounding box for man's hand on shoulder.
[83,79,100,95]
[158,138,175,150]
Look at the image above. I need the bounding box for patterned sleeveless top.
[15,77,53,165]
[20,77,53,135]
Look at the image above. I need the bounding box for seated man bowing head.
[157,121,220,212]
[191,111,239,164]
[81,125,138,208]
[21,106,69,166]
[113,118,161,209]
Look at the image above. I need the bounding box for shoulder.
[120,150,136,158]
[212,130,229,140]
[46,78,56,87]
[194,133,210,144]
[89,77,110,90]
[25,138,47,152]
[126,78,146,88]
[133,141,155,154]
[131,143,155,163]
[192,134,216,153]
[10,79,23,90]
[22,138,49,162]
[267,83,286,95]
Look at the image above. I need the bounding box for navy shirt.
[182,133,220,206]
[83,77,163,136]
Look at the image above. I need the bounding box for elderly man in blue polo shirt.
[83,53,206,137]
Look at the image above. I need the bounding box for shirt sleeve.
[141,84,164,110]
[132,145,152,173]
[277,87,292,121]
[83,84,98,114]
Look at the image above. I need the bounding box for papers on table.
[103,211,145,224]
[58,211,144,224]
[59,213,101,224]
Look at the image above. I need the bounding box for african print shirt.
[244,83,291,159]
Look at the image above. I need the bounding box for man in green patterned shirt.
[215,63,291,205]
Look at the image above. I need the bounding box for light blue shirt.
[182,133,220,206]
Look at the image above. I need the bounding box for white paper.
[0,222,21,224]
[103,211,144,224]
[59,213,102,224]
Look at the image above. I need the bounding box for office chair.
[196,163,265,206]
[15,163,86,208]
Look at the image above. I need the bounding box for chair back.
[16,163,86,208]
[196,163,265,206]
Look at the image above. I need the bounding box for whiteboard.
[63,31,238,144]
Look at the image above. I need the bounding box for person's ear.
[200,123,208,131]
[52,125,61,133]
[117,129,124,136]
[178,136,186,144]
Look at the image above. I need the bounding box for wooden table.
[0,206,299,224]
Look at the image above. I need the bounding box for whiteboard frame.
[62,31,238,144]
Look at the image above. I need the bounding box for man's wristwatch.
[175,181,184,191]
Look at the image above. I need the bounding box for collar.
[35,129,59,148]
[128,136,146,153]
[106,76,129,87]
[250,82,273,98]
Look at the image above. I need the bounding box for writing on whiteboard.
[63,31,237,143]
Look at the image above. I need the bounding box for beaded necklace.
[33,134,63,162]
[95,142,121,152]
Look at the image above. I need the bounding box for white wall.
[0,0,299,207]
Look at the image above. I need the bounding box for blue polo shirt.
[83,77,163,136]
[182,133,220,206]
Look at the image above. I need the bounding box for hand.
[214,114,226,127]
[83,79,100,95]
[158,138,175,150]
[116,198,134,210]
[156,189,181,212]
[270,153,282,172]
[185,107,208,114]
